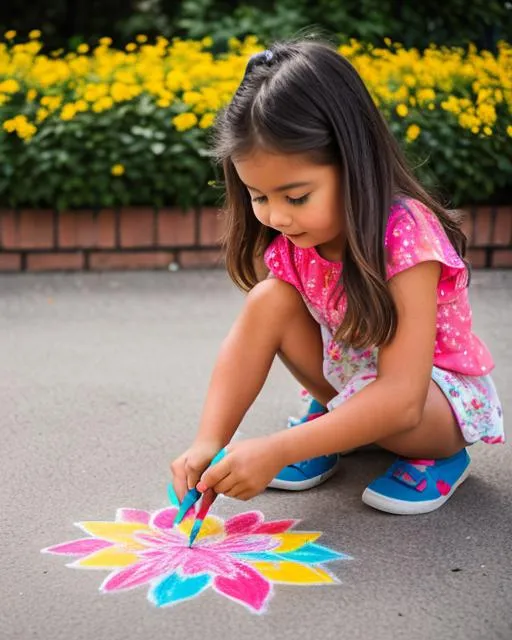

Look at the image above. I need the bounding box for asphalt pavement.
[1,269,511,640]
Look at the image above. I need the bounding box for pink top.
[264,198,494,376]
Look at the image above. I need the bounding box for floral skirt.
[321,326,505,445]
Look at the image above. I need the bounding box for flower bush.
[0,30,511,210]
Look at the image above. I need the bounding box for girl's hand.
[170,439,224,503]
[196,437,282,501]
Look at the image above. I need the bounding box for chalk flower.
[42,493,349,613]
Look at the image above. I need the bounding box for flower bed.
[0,32,511,211]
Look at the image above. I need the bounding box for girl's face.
[233,148,345,262]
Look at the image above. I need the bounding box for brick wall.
[0,204,510,272]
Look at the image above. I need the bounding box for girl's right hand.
[170,440,224,503]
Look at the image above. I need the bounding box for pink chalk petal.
[213,561,272,612]
[254,520,297,534]
[224,512,264,535]
[116,509,151,524]
[436,480,452,496]
[208,534,278,554]
[180,550,238,577]
[101,560,166,592]
[42,538,113,556]
[151,507,179,530]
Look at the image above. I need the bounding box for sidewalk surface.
[1,270,511,640]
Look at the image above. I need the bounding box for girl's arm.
[269,261,441,464]
[193,284,282,447]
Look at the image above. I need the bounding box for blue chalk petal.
[167,483,181,507]
[234,551,281,562]
[236,544,350,565]
[278,543,350,564]
[150,572,211,607]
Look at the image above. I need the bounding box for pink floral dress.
[264,197,504,445]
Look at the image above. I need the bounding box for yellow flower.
[396,104,408,117]
[201,37,213,48]
[0,79,20,93]
[36,107,49,123]
[199,113,215,129]
[125,43,137,52]
[136,34,148,43]
[483,126,492,136]
[476,103,496,126]
[507,125,512,137]
[5,30,16,40]
[2,114,37,140]
[77,43,89,54]
[405,124,421,142]
[111,164,125,176]
[2,118,17,133]
[27,88,37,101]
[99,37,112,47]
[29,30,42,40]
[92,96,114,112]
[172,112,198,131]
[228,37,241,51]
[60,104,77,121]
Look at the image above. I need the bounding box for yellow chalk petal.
[271,532,322,552]
[195,516,224,539]
[74,547,139,569]
[178,515,224,539]
[251,561,336,585]
[79,522,151,548]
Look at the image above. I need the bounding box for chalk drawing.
[42,490,350,613]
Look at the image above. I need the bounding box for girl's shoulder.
[385,197,467,284]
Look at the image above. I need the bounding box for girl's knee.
[247,278,306,317]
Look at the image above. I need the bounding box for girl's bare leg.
[195,278,335,445]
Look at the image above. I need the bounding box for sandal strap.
[391,462,429,492]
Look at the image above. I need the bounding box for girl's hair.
[213,39,468,348]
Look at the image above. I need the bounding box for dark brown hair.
[213,39,468,348]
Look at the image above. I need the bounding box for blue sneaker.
[268,398,340,491]
[362,449,471,515]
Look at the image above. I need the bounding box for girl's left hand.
[196,437,282,501]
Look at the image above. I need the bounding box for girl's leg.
[375,381,468,459]
[256,280,338,407]
[195,278,336,447]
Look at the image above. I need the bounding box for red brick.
[119,208,155,247]
[157,208,195,246]
[466,248,487,268]
[27,252,84,271]
[472,206,493,246]
[0,209,54,249]
[59,209,116,248]
[199,207,226,246]
[0,253,21,271]
[492,206,512,246]
[90,251,175,270]
[179,249,225,268]
[459,209,473,243]
[492,249,512,268]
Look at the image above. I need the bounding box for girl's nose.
[269,208,292,230]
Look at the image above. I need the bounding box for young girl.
[170,40,504,515]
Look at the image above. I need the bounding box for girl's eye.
[287,194,310,206]
[251,196,267,204]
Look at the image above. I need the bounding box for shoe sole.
[361,466,470,515]
[268,458,341,491]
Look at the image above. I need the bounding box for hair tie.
[243,50,274,80]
